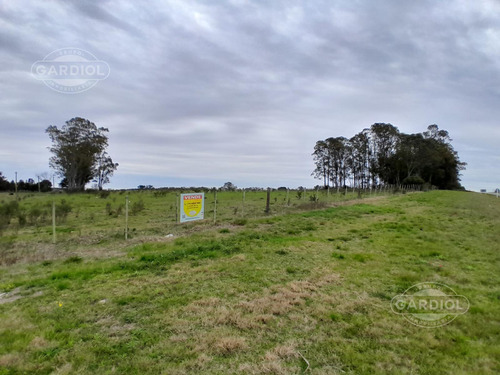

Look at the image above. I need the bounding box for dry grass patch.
[267,342,300,360]
[238,281,314,316]
[238,275,338,317]
[213,336,248,356]
[210,306,258,330]
[28,336,51,349]
[95,315,136,339]
[0,353,22,367]
[239,349,302,375]
[51,363,74,375]
[185,298,261,330]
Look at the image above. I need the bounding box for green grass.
[0,189,366,249]
[0,190,499,374]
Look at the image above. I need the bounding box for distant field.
[0,190,499,374]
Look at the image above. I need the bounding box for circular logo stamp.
[31,48,110,94]
[391,282,469,328]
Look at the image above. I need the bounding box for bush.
[402,175,425,185]
[115,204,123,217]
[233,218,247,226]
[17,212,27,226]
[28,206,42,225]
[99,190,111,199]
[0,215,9,234]
[131,200,145,215]
[63,256,83,264]
[0,201,19,230]
[0,201,19,217]
[55,200,72,221]
[309,194,319,202]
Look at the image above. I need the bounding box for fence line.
[0,186,425,245]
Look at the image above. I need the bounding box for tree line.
[312,123,466,190]
[0,172,52,192]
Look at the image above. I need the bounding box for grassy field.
[0,188,390,265]
[0,190,499,374]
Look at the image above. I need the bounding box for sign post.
[180,193,205,223]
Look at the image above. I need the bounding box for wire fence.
[0,185,425,248]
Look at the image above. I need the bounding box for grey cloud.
[68,0,141,35]
[0,0,498,190]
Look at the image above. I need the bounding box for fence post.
[265,188,271,214]
[213,190,217,224]
[125,195,129,240]
[15,171,18,200]
[175,193,179,223]
[242,190,245,215]
[52,200,56,244]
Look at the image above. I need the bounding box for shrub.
[131,200,145,215]
[309,194,319,202]
[99,190,111,199]
[17,212,27,226]
[233,218,247,226]
[56,199,72,221]
[115,204,123,217]
[0,201,19,218]
[402,175,425,185]
[63,256,83,264]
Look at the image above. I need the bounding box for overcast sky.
[1,0,499,191]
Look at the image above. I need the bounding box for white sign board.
[180,193,205,223]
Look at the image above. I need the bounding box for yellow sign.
[180,193,204,223]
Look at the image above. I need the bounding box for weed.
[63,256,83,264]
[233,218,247,226]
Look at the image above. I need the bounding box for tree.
[349,130,371,188]
[369,123,400,185]
[312,123,465,190]
[39,179,52,192]
[221,182,237,191]
[311,140,330,187]
[0,172,11,191]
[46,117,117,191]
[94,152,119,190]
